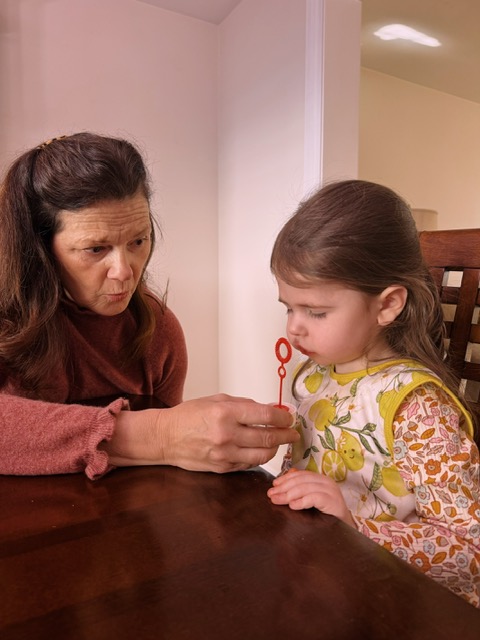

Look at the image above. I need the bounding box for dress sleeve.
[0,394,129,480]
[351,383,480,608]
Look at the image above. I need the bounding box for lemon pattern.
[282,359,473,523]
[281,359,480,608]
[308,399,335,431]
[304,369,324,394]
[337,430,365,471]
[321,450,347,482]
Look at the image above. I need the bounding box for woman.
[0,132,297,479]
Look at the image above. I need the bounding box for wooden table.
[2,464,479,639]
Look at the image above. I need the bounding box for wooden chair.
[419,228,480,446]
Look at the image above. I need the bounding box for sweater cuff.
[85,397,130,480]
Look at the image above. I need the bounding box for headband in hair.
[36,135,68,150]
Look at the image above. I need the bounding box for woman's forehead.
[55,194,151,240]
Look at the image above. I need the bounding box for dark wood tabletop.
[2,463,480,640]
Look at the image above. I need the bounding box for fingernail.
[270,402,299,428]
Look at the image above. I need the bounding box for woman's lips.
[105,292,129,302]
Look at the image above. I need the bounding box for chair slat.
[420,229,480,268]
[463,362,480,381]
[439,288,480,306]
[449,270,480,374]
[440,287,459,304]
[470,325,480,344]
[419,229,480,447]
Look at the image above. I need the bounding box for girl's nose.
[287,314,305,337]
[107,250,134,281]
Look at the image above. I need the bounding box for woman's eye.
[85,246,105,254]
[130,237,149,248]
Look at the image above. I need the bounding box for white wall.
[217,0,308,405]
[359,68,480,230]
[320,0,361,184]
[0,0,362,416]
[218,0,361,474]
[0,0,219,399]
[218,0,361,409]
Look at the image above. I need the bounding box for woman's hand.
[104,394,299,473]
[267,469,355,527]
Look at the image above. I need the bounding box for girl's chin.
[308,355,330,367]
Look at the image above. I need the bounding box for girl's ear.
[377,286,408,326]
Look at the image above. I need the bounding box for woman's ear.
[377,286,408,326]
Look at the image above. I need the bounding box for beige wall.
[359,68,480,230]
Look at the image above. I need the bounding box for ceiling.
[137,0,242,25]
[138,0,480,104]
[361,0,480,104]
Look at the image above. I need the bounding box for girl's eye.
[309,310,326,319]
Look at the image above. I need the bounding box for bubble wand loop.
[275,337,292,409]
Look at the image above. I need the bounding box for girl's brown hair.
[0,132,159,396]
[271,179,464,409]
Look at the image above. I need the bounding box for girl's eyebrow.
[278,298,333,309]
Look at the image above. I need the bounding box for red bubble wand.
[275,337,292,410]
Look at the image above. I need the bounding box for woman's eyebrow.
[80,226,151,245]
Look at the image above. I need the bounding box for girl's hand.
[267,469,355,527]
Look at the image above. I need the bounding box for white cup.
[269,401,300,429]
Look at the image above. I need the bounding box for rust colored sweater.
[0,292,187,479]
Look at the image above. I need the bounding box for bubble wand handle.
[275,338,292,409]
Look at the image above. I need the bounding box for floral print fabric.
[377,383,480,607]
[286,360,480,607]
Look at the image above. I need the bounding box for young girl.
[267,180,480,608]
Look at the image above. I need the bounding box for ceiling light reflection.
[374,24,441,47]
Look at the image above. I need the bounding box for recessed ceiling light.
[374,24,441,47]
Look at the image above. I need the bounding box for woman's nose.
[107,250,134,281]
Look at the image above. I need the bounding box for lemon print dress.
[281,358,480,607]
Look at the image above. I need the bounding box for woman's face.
[52,192,152,316]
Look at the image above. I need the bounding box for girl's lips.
[295,345,310,356]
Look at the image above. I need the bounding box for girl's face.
[52,192,152,316]
[277,277,393,374]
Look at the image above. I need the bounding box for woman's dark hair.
[0,132,159,396]
[271,179,467,415]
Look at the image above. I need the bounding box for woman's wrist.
[101,408,170,467]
